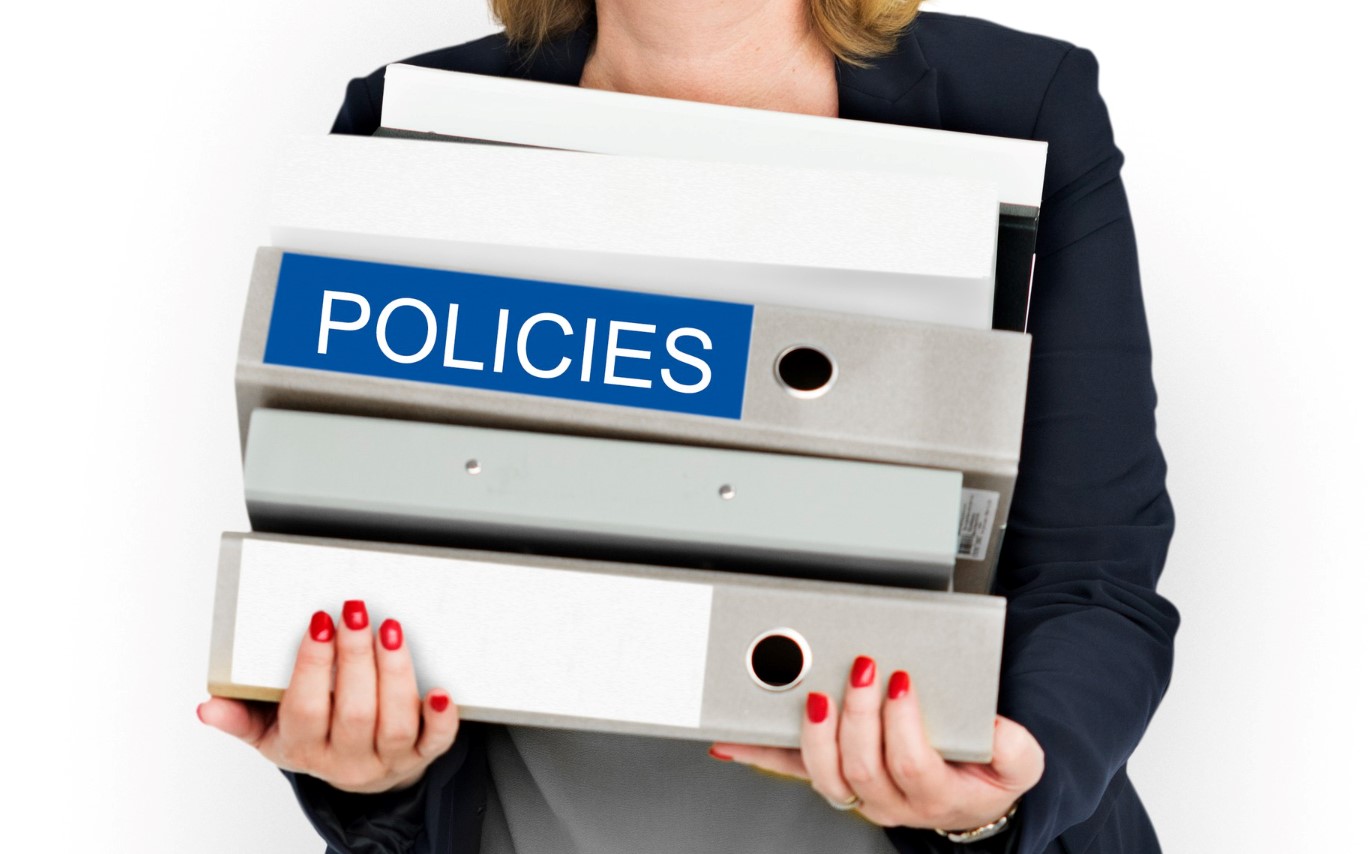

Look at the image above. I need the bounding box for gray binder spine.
[244,408,964,589]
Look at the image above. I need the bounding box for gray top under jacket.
[477,725,898,854]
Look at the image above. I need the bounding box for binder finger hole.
[774,346,835,398]
[746,628,812,692]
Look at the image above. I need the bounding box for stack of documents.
[375,63,1045,333]
[209,67,1047,760]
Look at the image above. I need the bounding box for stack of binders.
[207,67,1046,764]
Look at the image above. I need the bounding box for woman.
[198,1,1180,851]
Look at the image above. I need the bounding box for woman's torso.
[479,726,898,854]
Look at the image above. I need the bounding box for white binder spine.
[269,134,1001,329]
[379,62,1047,208]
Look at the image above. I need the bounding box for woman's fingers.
[986,715,1045,791]
[276,610,337,753]
[882,670,950,806]
[708,743,810,779]
[800,691,857,805]
[416,690,461,761]
[725,660,1028,830]
[202,603,457,795]
[197,696,274,747]
[330,599,379,758]
[837,656,905,823]
[374,618,421,766]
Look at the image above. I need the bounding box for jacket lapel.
[510,19,942,130]
[834,30,941,130]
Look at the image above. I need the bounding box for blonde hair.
[488,0,924,64]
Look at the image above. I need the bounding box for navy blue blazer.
[283,11,1179,854]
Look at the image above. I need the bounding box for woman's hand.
[197,600,460,794]
[711,656,1043,832]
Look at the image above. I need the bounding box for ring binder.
[244,408,965,588]
[209,533,1005,761]
[237,248,1032,592]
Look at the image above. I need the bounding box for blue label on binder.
[264,253,754,419]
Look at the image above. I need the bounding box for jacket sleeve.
[282,768,427,853]
[280,723,486,854]
[331,72,384,136]
[991,46,1180,853]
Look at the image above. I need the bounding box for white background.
[4,1,1365,851]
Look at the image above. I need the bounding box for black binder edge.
[993,205,1039,333]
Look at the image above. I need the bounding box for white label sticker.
[957,489,1001,561]
[233,539,715,728]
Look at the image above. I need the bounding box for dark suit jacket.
[283,11,1180,854]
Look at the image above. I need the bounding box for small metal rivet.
[719,484,736,500]
[465,459,482,475]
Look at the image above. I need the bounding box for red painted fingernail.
[888,670,910,700]
[807,692,829,724]
[379,618,403,650]
[342,600,368,630]
[850,655,876,688]
[708,746,733,761]
[429,693,450,713]
[309,610,335,642]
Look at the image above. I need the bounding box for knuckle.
[277,743,314,771]
[335,640,373,663]
[295,642,333,668]
[841,758,877,786]
[283,695,330,725]
[376,722,414,750]
[377,650,412,675]
[334,702,375,731]
[417,729,454,758]
[328,768,371,792]
[889,757,924,787]
[416,739,440,760]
